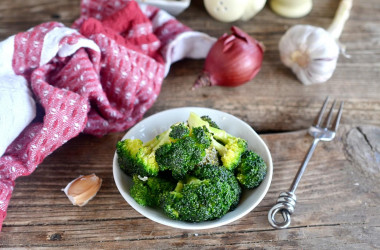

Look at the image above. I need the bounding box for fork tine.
[331,101,344,132]
[322,100,336,128]
[313,97,329,127]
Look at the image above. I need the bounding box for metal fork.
[268,97,344,229]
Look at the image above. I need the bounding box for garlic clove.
[62,174,102,207]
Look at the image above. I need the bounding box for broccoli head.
[193,163,241,210]
[162,165,241,222]
[197,147,220,167]
[130,175,176,207]
[201,115,220,129]
[155,137,205,180]
[211,137,247,171]
[117,139,143,176]
[155,124,212,180]
[117,129,172,177]
[191,125,212,148]
[169,122,190,140]
[236,150,267,189]
[188,112,247,171]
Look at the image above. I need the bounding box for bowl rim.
[113,107,273,230]
[137,0,191,16]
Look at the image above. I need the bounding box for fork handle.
[289,138,320,193]
[268,138,320,229]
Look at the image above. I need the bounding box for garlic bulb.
[204,0,266,23]
[278,0,352,85]
[279,25,340,85]
[62,174,102,206]
[270,0,312,18]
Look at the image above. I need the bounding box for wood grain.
[1,0,380,248]
[1,125,379,248]
[0,0,380,133]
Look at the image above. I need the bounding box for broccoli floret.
[169,122,190,140]
[155,136,207,180]
[188,112,247,171]
[211,137,247,171]
[197,147,221,166]
[117,129,172,177]
[155,123,212,180]
[191,125,212,148]
[236,150,267,189]
[130,175,176,207]
[201,115,220,129]
[193,164,241,210]
[162,165,241,222]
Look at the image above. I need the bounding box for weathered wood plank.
[0,125,379,248]
[0,0,379,133]
[0,0,380,248]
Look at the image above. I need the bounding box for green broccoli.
[117,129,172,177]
[155,125,211,180]
[197,147,221,166]
[169,122,190,140]
[188,112,247,171]
[201,115,220,129]
[191,125,212,148]
[130,174,176,207]
[236,150,267,189]
[118,112,269,223]
[193,163,241,209]
[162,164,241,222]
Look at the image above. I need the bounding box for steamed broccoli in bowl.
[116,129,172,177]
[116,112,267,223]
[155,124,212,180]
[130,174,176,207]
[162,165,241,222]
[187,112,247,171]
[236,150,267,189]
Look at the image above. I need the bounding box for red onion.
[193,26,264,89]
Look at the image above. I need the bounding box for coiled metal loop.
[268,192,297,229]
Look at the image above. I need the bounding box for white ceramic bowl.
[137,0,191,16]
[113,107,273,230]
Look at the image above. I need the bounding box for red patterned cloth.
[0,0,215,230]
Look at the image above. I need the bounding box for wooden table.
[1,0,379,248]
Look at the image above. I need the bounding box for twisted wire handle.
[268,192,297,229]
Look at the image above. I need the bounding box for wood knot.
[48,233,62,241]
[344,125,380,181]
[51,14,61,19]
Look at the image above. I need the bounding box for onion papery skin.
[193,26,264,89]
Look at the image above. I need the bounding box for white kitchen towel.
[0,35,37,157]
